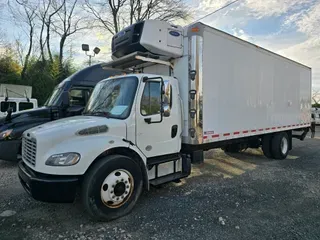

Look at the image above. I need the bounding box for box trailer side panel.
[199,26,311,143]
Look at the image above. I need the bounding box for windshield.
[44,87,64,106]
[84,76,138,119]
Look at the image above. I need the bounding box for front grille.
[22,137,37,167]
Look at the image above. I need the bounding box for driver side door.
[136,78,180,158]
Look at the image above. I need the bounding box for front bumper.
[0,139,21,162]
[18,161,79,203]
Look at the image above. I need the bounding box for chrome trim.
[22,137,37,167]
[187,35,203,144]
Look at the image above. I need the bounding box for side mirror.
[143,76,165,124]
[61,92,69,109]
[5,107,13,121]
[66,105,85,116]
[163,111,170,117]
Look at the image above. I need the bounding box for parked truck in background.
[0,84,38,118]
[311,107,320,125]
[18,20,311,221]
[0,64,121,162]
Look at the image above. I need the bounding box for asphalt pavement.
[1,129,320,240]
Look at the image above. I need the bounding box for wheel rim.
[280,137,288,155]
[100,169,134,208]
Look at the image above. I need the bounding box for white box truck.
[18,20,311,221]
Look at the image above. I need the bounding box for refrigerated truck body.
[18,20,311,221]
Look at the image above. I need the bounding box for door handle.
[144,118,152,124]
[171,125,178,138]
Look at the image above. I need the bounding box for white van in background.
[0,84,38,117]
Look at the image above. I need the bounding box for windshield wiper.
[84,111,111,118]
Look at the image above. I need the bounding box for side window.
[141,82,161,116]
[19,102,34,111]
[1,102,17,113]
[69,88,92,107]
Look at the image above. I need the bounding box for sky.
[2,0,320,89]
[188,0,320,89]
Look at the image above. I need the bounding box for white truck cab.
[0,97,38,118]
[18,20,311,221]
[19,72,188,221]
[0,84,38,118]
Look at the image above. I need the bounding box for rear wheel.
[271,132,289,160]
[81,155,143,221]
[262,134,273,159]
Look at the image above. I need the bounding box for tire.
[262,134,273,159]
[81,155,143,221]
[271,132,289,160]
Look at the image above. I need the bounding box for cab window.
[69,88,92,107]
[1,101,17,113]
[19,102,34,111]
[141,82,161,116]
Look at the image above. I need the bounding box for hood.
[25,115,127,144]
[0,107,53,135]
[0,107,51,125]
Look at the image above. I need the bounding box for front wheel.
[81,155,143,221]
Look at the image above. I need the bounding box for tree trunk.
[46,21,53,63]
[21,25,33,81]
[113,11,119,33]
[39,21,46,63]
[59,35,66,79]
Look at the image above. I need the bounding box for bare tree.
[84,0,190,35]
[51,0,89,68]
[312,89,320,106]
[8,0,38,80]
[38,0,52,63]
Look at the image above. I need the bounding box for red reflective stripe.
[259,129,263,131]
[223,133,230,136]
[251,130,256,132]
[277,127,282,129]
[243,130,249,133]
[203,136,208,139]
[212,134,219,138]
[266,128,270,130]
[272,127,276,130]
[234,132,240,135]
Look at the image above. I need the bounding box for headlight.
[0,129,13,140]
[45,153,80,166]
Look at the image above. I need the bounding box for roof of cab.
[68,63,123,84]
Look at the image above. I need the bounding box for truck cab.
[0,84,38,118]
[0,63,122,162]
[18,72,188,221]
[0,97,38,118]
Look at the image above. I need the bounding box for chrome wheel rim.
[281,137,288,155]
[100,169,134,208]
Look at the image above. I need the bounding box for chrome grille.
[22,137,37,167]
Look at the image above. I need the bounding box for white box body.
[171,23,312,144]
